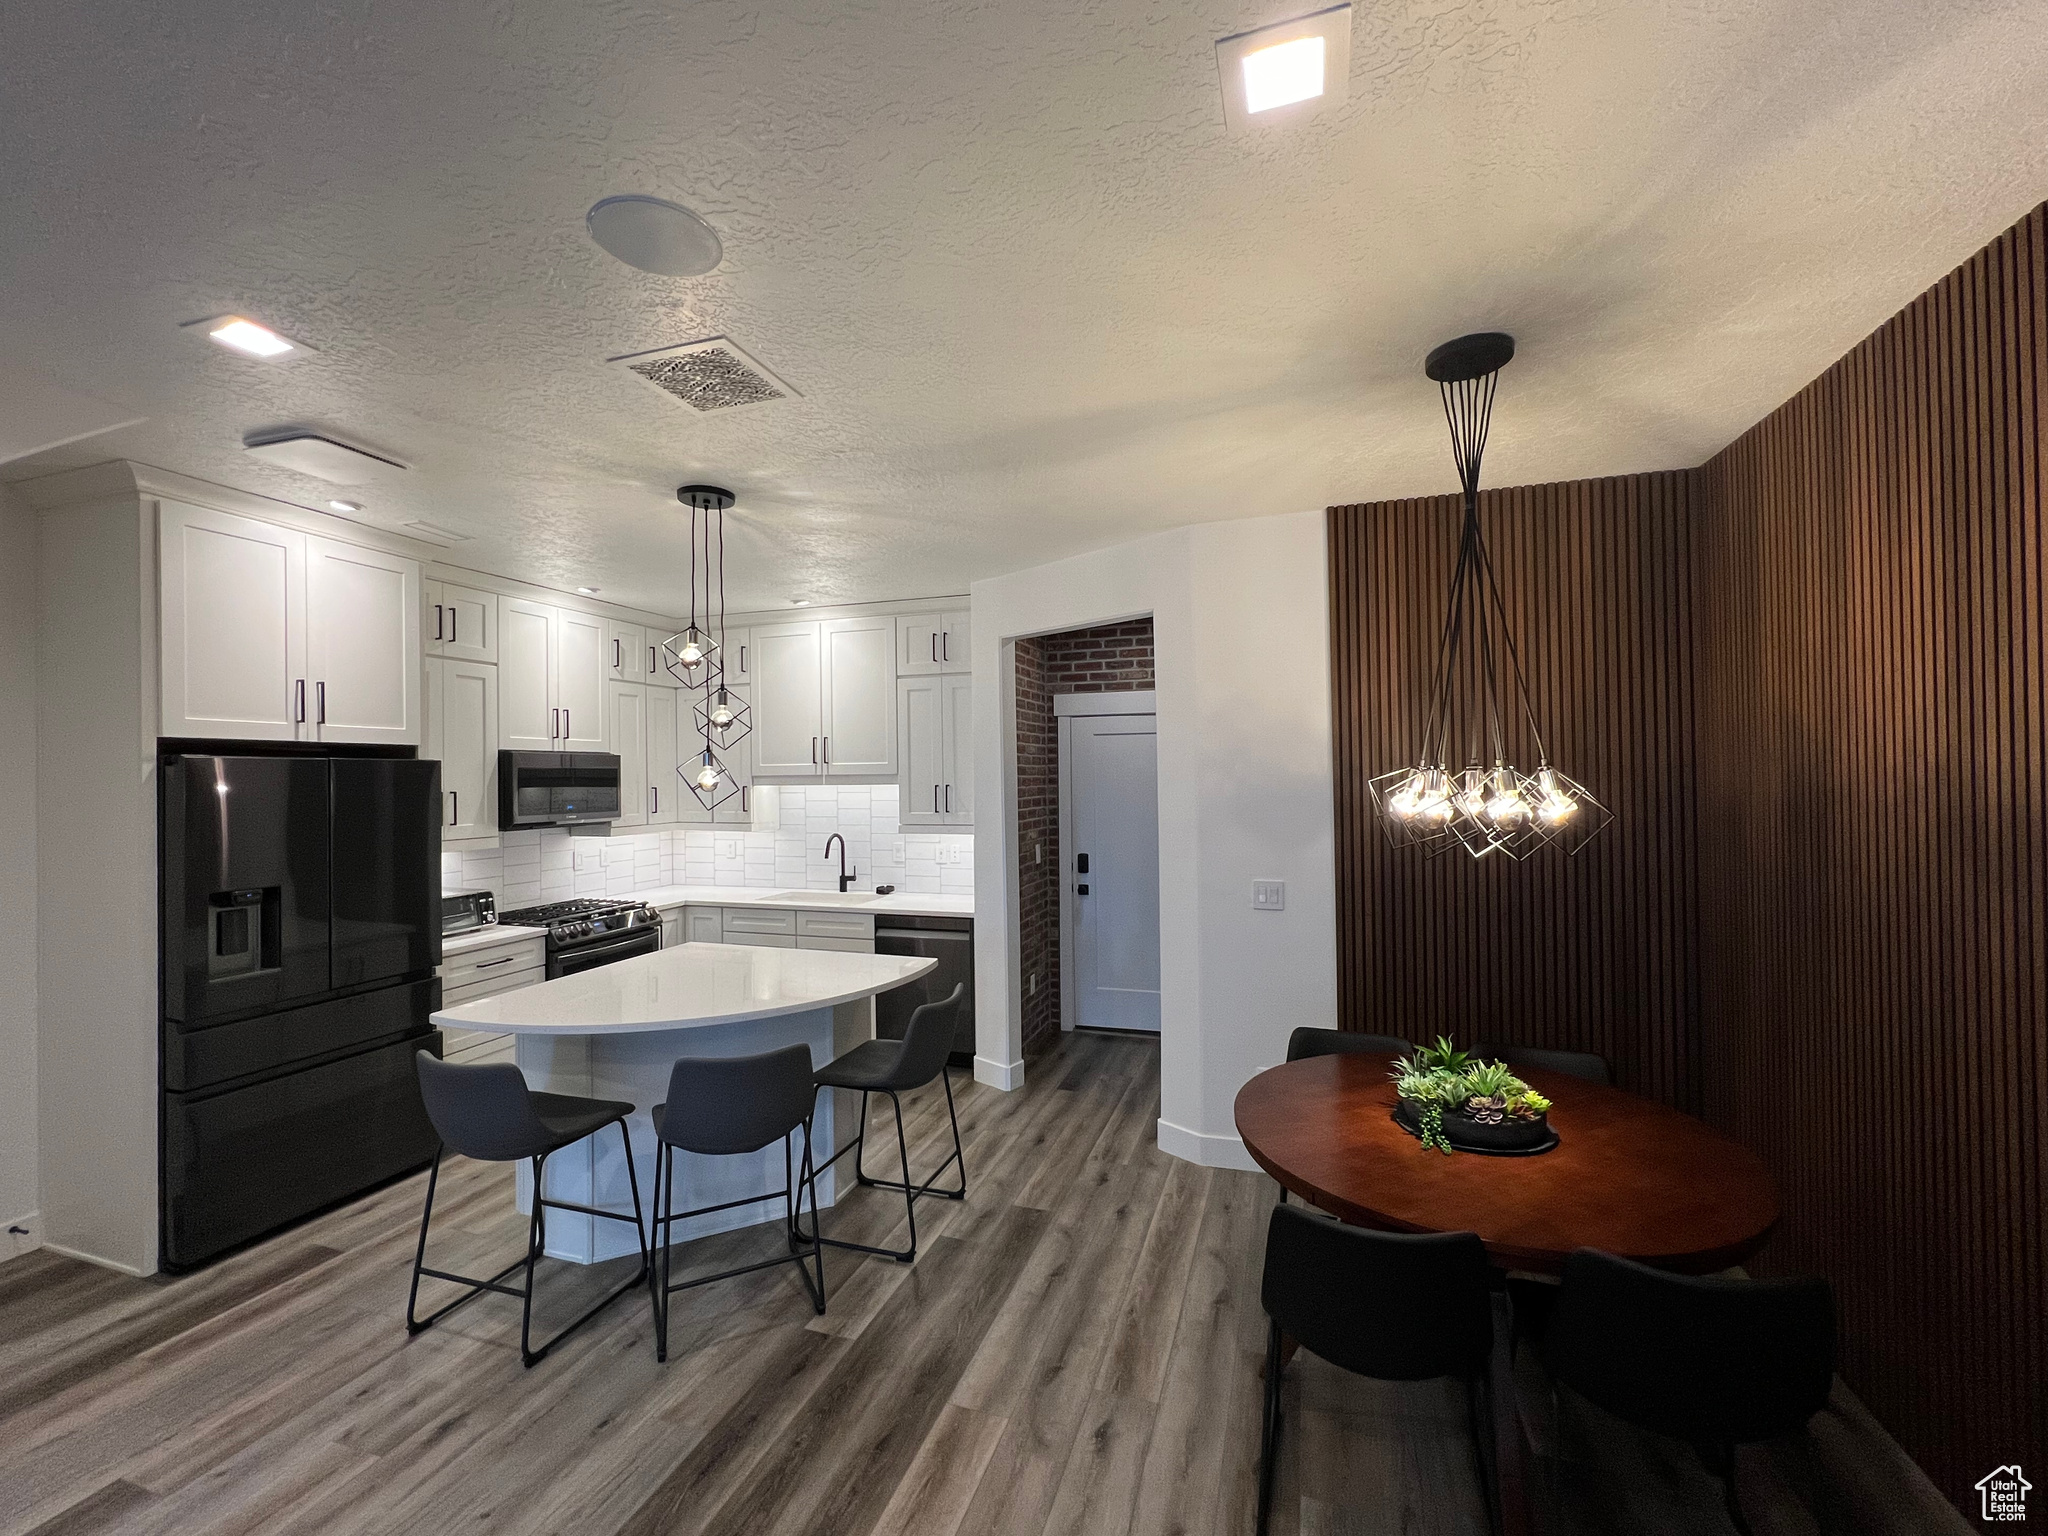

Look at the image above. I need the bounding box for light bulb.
[1534,765,1576,824]
[678,641,703,665]
[1455,768,1487,820]
[1421,769,1455,823]
[709,691,735,728]
[694,754,722,791]
[1387,768,1429,821]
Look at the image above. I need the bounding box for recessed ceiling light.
[328,499,363,514]
[791,598,810,607]
[586,195,723,277]
[1216,5,1351,131]
[195,315,299,358]
[577,586,601,595]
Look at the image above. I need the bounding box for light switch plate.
[1251,879,1286,911]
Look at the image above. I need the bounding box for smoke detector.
[611,337,798,413]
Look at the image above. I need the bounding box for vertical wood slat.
[1328,202,2047,1514]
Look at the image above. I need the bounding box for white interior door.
[305,535,420,745]
[1063,710,1161,1033]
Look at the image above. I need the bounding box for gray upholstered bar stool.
[649,1044,826,1362]
[407,1051,649,1368]
[806,982,967,1264]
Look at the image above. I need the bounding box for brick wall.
[1013,617,1154,1054]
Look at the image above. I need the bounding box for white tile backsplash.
[440,785,972,904]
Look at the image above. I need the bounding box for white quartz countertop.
[430,941,936,1036]
[441,923,548,957]
[627,885,973,920]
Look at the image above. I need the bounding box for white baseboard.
[37,1237,151,1277]
[2,1210,42,1264]
[1156,1118,1260,1171]
[974,1055,1025,1091]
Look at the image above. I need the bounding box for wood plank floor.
[0,1034,1968,1536]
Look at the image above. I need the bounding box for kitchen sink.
[757,890,881,905]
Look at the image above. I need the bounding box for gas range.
[497,897,662,977]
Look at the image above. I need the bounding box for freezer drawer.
[162,1030,443,1269]
[163,977,439,1092]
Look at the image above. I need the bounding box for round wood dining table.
[1234,1053,1779,1275]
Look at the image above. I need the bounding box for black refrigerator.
[159,750,445,1269]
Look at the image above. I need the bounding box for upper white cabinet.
[158,500,419,745]
[498,597,608,752]
[751,617,896,779]
[426,580,496,664]
[645,685,679,826]
[606,620,644,683]
[425,656,498,843]
[898,610,971,675]
[898,672,973,827]
[721,627,753,685]
[305,536,421,745]
[606,681,648,828]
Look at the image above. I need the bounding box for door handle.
[931,634,938,663]
[295,679,306,723]
[1077,883,1090,895]
[739,644,746,674]
[450,609,457,644]
[944,783,951,813]
[821,737,829,765]
[475,954,516,968]
[316,681,326,725]
[563,709,570,740]
[651,785,658,814]
[741,786,749,813]
[942,633,950,662]
[648,644,656,675]
[1077,853,1090,873]
[812,737,818,765]
[449,790,458,826]
[434,604,444,641]
[613,638,621,670]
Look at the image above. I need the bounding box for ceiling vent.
[242,428,409,485]
[610,336,798,413]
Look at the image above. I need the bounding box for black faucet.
[824,833,857,893]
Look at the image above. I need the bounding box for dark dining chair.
[806,982,967,1264]
[1258,1204,1497,1535]
[1285,1026,1411,1062]
[1474,1042,1612,1085]
[406,1051,649,1368]
[1543,1248,1835,1534]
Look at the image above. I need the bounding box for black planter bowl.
[1393,1096,1559,1155]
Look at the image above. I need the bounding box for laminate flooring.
[0,1034,1968,1536]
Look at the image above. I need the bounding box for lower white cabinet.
[898,672,973,827]
[685,907,723,944]
[436,932,546,1066]
[425,657,499,844]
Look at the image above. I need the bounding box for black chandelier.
[663,484,750,811]
[1368,333,1610,860]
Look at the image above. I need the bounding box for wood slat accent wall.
[1693,203,2046,1504]
[1327,472,1705,1109]
[1328,201,2048,1507]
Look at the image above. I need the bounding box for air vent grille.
[611,336,797,413]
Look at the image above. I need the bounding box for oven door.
[549,924,661,979]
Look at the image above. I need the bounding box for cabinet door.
[721,627,752,685]
[752,621,824,776]
[685,907,724,943]
[943,672,974,825]
[607,682,647,827]
[159,500,306,740]
[428,657,498,841]
[898,614,945,676]
[713,686,755,825]
[498,597,558,750]
[897,675,946,827]
[644,685,679,825]
[556,609,608,750]
[639,630,671,687]
[821,617,897,776]
[606,620,643,682]
[438,582,496,664]
[425,581,445,656]
[940,610,972,673]
[306,535,420,745]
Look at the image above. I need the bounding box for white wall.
[970,509,1339,1166]
[0,484,39,1259]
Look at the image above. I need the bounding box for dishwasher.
[874,915,975,1065]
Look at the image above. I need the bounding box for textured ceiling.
[4,0,2047,613]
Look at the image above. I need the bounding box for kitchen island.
[430,941,936,1263]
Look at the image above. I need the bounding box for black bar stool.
[406,1051,649,1368]
[649,1044,826,1362]
[806,982,967,1264]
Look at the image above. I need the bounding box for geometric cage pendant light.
[663,484,751,811]
[1368,333,1612,860]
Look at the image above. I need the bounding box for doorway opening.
[1011,618,1158,1056]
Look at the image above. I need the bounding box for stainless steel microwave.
[496,751,622,829]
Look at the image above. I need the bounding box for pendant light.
[1369,333,1611,860]
[664,484,750,811]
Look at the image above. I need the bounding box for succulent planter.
[1393,1096,1558,1155]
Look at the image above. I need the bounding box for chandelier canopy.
[1369,334,1611,860]
[665,484,750,811]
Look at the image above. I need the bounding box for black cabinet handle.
[942,632,950,662]
[295,679,306,723]
[450,609,457,644]
[449,790,458,826]
[648,644,656,675]
[739,644,746,673]
[931,634,938,663]
[944,784,951,812]
[316,681,326,725]
[563,709,570,740]
[741,785,749,812]
[613,638,621,670]
[933,784,940,813]
[434,603,444,641]
[476,954,516,968]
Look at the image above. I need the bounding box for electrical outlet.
[1029,972,1039,995]
[717,836,741,860]
[1251,879,1286,911]
[1035,842,1043,864]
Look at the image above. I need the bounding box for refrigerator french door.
[160,750,445,1269]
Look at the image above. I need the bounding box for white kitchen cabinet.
[898,610,971,675]
[425,657,498,843]
[498,596,608,752]
[305,536,420,745]
[606,619,643,683]
[721,627,753,685]
[426,580,496,664]
[158,501,421,745]
[751,621,826,775]
[645,685,679,826]
[753,618,894,779]
[159,500,305,741]
[606,681,647,828]
[685,907,723,944]
[710,685,757,825]
[898,672,973,827]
